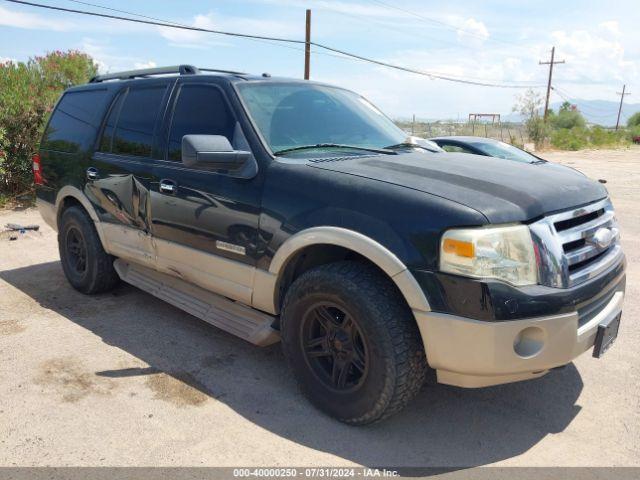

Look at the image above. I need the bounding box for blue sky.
[1,0,638,119]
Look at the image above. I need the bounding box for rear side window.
[167,85,235,161]
[100,85,167,158]
[42,89,109,153]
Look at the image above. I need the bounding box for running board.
[113,259,280,346]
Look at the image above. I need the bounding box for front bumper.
[411,256,626,388]
[414,288,624,387]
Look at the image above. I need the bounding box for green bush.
[627,111,640,128]
[550,127,588,150]
[550,109,586,130]
[525,116,549,148]
[0,51,97,196]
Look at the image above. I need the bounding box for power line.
[4,0,543,89]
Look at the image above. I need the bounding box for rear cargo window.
[41,89,109,153]
[108,86,167,158]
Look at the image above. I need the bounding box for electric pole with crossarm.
[615,84,631,131]
[539,46,565,121]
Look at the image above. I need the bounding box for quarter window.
[42,89,109,153]
[167,85,235,161]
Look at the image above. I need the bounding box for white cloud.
[455,18,490,46]
[134,61,157,69]
[79,38,158,74]
[599,20,621,38]
[158,11,298,48]
[0,5,71,31]
[0,56,17,64]
[549,28,636,83]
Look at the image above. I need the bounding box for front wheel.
[280,261,427,425]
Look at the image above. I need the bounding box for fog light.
[513,326,545,358]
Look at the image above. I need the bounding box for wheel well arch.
[257,227,430,316]
[54,186,107,246]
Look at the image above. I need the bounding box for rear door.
[148,78,264,303]
[86,80,173,268]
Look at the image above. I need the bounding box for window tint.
[99,92,124,152]
[470,141,539,163]
[168,85,235,161]
[111,86,167,158]
[441,144,474,154]
[42,89,109,153]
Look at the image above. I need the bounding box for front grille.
[530,198,623,288]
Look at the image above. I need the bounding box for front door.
[149,80,263,304]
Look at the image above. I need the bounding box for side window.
[99,92,124,152]
[167,85,235,161]
[107,86,167,158]
[442,144,474,154]
[42,89,109,153]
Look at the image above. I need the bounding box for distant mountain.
[502,99,640,127]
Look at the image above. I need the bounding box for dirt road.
[1,147,639,468]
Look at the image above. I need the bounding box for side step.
[113,259,280,346]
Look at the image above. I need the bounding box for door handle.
[86,167,99,181]
[159,179,177,194]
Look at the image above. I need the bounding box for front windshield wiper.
[384,142,441,153]
[273,143,397,156]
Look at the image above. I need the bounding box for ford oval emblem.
[592,228,613,249]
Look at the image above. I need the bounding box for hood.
[309,152,608,223]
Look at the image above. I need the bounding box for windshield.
[470,140,541,163]
[236,82,407,154]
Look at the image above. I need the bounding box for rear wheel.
[58,206,119,294]
[281,261,427,425]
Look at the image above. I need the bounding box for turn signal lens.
[442,238,475,258]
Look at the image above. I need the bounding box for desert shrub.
[550,127,588,150]
[550,108,586,130]
[525,116,549,147]
[0,51,97,196]
[627,112,640,128]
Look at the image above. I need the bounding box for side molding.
[251,227,431,315]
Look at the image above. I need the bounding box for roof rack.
[90,64,198,83]
[89,65,248,83]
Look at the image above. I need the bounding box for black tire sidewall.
[58,208,101,293]
[281,270,397,422]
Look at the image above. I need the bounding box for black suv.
[35,65,626,424]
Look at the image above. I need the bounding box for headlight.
[439,225,537,286]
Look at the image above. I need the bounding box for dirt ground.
[1,147,639,468]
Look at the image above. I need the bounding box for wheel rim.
[65,226,88,275]
[300,302,369,392]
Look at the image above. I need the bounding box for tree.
[551,107,586,129]
[512,88,548,147]
[0,51,97,196]
[627,111,640,128]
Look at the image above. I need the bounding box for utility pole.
[615,84,631,130]
[539,46,565,121]
[304,9,311,80]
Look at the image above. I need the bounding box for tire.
[58,206,119,294]
[280,261,427,425]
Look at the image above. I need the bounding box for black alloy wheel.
[301,303,369,392]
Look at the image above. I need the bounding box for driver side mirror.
[182,134,252,173]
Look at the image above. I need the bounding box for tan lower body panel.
[414,291,624,388]
[113,259,279,346]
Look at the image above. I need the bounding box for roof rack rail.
[89,64,199,83]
